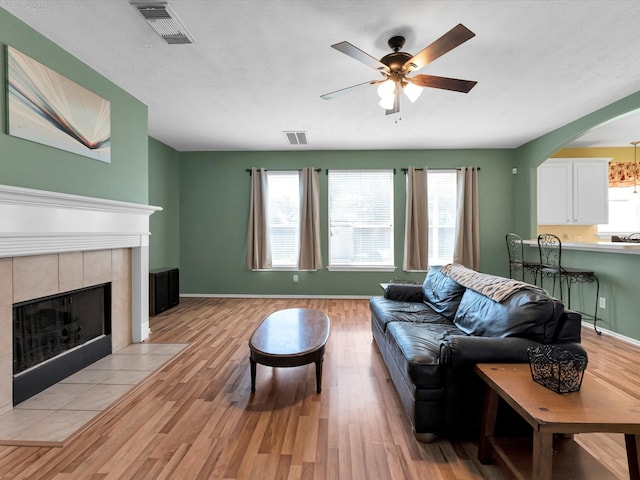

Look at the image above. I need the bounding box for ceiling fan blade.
[403,23,475,73]
[408,74,477,93]
[320,80,377,100]
[385,86,400,115]
[331,41,390,73]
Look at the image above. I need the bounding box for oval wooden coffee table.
[249,308,330,394]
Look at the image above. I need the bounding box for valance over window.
[609,161,639,187]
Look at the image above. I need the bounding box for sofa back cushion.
[453,288,566,343]
[422,267,466,319]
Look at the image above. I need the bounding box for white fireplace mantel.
[0,184,162,342]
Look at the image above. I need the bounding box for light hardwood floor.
[0,297,633,479]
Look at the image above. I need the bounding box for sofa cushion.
[386,321,466,388]
[422,267,465,319]
[453,288,561,343]
[370,297,449,334]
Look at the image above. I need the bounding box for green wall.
[513,90,640,339]
[0,8,149,204]
[178,149,516,296]
[148,137,180,269]
[5,3,640,339]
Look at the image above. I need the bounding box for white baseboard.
[581,321,640,347]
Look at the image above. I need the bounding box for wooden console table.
[476,363,640,480]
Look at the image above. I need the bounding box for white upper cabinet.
[537,158,610,225]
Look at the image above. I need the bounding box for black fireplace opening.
[13,282,112,405]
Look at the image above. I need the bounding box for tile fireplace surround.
[0,184,160,415]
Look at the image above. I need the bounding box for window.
[428,170,457,266]
[598,186,640,234]
[266,171,299,268]
[328,170,394,270]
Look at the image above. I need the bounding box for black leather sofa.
[370,263,586,441]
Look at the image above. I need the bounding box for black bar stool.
[505,233,540,284]
[537,233,601,334]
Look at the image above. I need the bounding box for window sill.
[251,267,317,272]
[327,266,396,272]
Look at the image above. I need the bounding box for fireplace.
[0,184,161,414]
[13,283,112,404]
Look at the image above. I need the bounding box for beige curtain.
[454,166,479,270]
[298,167,322,270]
[246,168,272,270]
[403,167,429,271]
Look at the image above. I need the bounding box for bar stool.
[537,233,601,334]
[505,233,540,284]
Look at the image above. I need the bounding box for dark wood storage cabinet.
[149,267,179,315]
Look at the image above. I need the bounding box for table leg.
[625,433,640,480]
[315,358,323,393]
[532,431,553,480]
[478,386,499,463]
[250,358,256,392]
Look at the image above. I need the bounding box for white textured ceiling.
[2,0,640,151]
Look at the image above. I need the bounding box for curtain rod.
[401,167,480,173]
[324,169,397,174]
[246,168,322,174]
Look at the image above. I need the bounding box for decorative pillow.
[422,267,466,319]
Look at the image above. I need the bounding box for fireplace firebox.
[13,283,112,405]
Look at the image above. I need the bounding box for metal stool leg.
[593,275,601,335]
[568,273,601,335]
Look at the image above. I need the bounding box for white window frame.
[597,185,640,237]
[428,170,457,266]
[265,170,300,270]
[327,169,395,271]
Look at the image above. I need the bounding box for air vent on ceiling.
[132,2,195,44]
[284,131,309,145]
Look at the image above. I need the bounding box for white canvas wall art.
[7,45,111,163]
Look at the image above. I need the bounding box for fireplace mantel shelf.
[0,184,161,215]
[0,184,161,257]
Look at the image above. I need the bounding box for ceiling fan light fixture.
[403,82,423,103]
[377,80,396,109]
[377,79,395,99]
[378,96,395,110]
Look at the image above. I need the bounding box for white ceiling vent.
[132,2,195,44]
[284,131,309,145]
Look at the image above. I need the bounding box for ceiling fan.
[320,24,477,115]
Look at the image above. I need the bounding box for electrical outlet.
[599,297,606,309]
[575,235,582,242]
[293,274,299,283]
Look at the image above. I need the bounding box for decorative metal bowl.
[527,345,587,394]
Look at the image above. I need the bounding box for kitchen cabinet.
[537,158,610,225]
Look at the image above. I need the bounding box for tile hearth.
[0,342,188,446]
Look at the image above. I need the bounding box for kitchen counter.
[523,239,640,254]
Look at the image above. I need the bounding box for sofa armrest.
[440,335,587,366]
[383,284,424,302]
